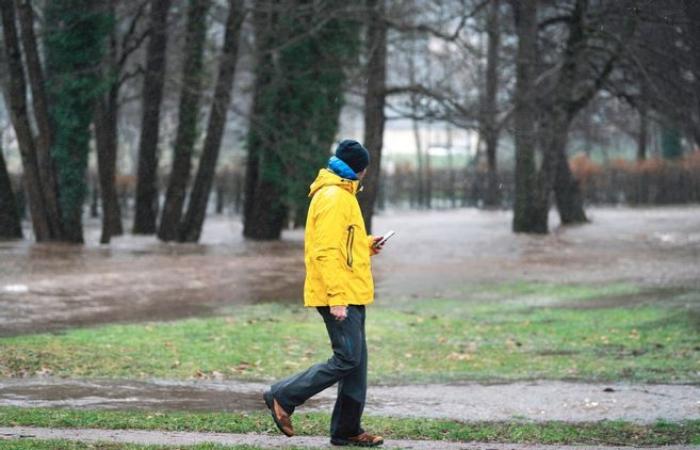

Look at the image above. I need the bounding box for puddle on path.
[1,377,698,423]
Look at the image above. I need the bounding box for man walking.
[264,140,384,447]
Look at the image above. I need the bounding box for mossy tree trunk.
[44,0,112,243]
[243,0,359,240]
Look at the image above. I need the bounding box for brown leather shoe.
[331,432,384,447]
[263,391,294,437]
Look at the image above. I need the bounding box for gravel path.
[1,426,699,450]
[2,378,699,423]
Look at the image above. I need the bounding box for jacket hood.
[308,168,359,197]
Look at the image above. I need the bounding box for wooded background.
[0,0,699,244]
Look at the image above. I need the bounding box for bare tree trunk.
[358,0,387,234]
[483,0,501,208]
[1,0,52,241]
[553,140,588,224]
[94,7,123,245]
[0,143,23,239]
[90,176,99,218]
[158,0,210,242]
[445,124,456,208]
[215,184,224,214]
[685,1,700,149]
[178,0,243,243]
[410,114,424,208]
[528,114,563,233]
[425,137,432,208]
[16,0,63,238]
[550,0,591,226]
[407,31,424,209]
[582,113,593,157]
[133,0,171,234]
[511,0,540,233]
[17,1,52,150]
[94,84,123,244]
[637,103,648,162]
[635,100,649,203]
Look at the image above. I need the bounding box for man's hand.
[330,305,348,321]
[371,236,384,255]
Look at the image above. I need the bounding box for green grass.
[0,282,698,383]
[1,406,699,446]
[0,441,284,450]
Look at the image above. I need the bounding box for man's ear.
[357,169,367,179]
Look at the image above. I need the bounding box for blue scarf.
[327,156,358,180]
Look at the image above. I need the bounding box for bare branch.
[117,1,150,71]
[385,0,490,42]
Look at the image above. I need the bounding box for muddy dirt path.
[3,426,698,450]
[1,378,698,424]
[1,207,699,336]
[5,426,698,450]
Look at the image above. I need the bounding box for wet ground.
[1,206,700,336]
[1,207,700,430]
[6,426,697,450]
[1,378,699,423]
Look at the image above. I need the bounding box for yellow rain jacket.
[304,169,375,307]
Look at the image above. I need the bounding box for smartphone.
[374,230,396,248]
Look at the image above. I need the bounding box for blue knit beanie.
[335,140,369,174]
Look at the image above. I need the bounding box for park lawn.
[0,406,699,446]
[0,282,698,383]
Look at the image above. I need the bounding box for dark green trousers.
[270,305,367,439]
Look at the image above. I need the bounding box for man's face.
[357,169,367,180]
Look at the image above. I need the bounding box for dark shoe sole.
[330,437,384,447]
[263,391,293,437]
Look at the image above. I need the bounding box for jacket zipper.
[346,225,355,268]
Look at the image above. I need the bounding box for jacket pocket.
[346,225,355,268]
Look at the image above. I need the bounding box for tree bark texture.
[482,0,501,208]
[685,0,700,148]
[549,0,590,226]
[0,144,23,239]
[17,0,63,237]
[133,0,171,234]
[511,0,540,233]
[358,0,387,234]
[637,101,648,161]
[94,84,124,244]
[94,5,124,245]
[553,134,588,224]
[1,0,52,241]
[158,0,210,241]
[178,0,243,242]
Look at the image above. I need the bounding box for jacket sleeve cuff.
[368,234,379,256]
[328,296,348,307]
